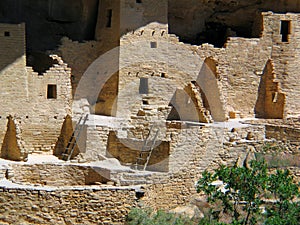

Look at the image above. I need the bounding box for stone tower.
[262,12,300,117]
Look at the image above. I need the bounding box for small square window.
[136,0,142,3]
[4,31,10,37]
[150,42,157,48]
[47,84,57,99]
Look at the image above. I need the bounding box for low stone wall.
[0,186,137,225]
[9,164,110,186]
[266,124,300,143]
[141,170,198,211]
[107,131,170,172]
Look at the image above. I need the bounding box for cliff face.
[0,0,99,52]
[169,0,300,46]
[1,0,300,52]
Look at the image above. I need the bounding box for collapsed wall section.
[255,60,285,119]
[0,23,72,154]
[0,116,27,161]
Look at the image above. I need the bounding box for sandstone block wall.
[0,22,72,155]
[0,186,136,225]
[9,164,110,186]
[0,23,25,71]
[107,131,170,172]
[255,59,285,119]
[262,12,300,117]
[56,7,300,122]
[266,124,300,143]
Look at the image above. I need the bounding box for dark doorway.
[281,20,291,42]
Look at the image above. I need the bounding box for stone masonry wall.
[266,124,300,143]
[0,22,72,154]
[23,56,72,153]
[255,59,285,119]
[107,131,170,172]
[9,164,110,186]
[262,12,300,117]
[141,124,267,211]
[0,186,137,225]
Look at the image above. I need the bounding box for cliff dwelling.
[0,0,299,224]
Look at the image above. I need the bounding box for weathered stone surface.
[0,186,136,225]
[0,116,27,161]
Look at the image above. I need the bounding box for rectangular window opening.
[106,9,113,28]
[150,41,157,48]
[136,0,142,3]
[4,31,10,37]
[139,78,149,94]
[47,84,57,99]
[280,20,291,42]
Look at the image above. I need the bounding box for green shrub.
[126,208,193,225]
[196,160,300,225]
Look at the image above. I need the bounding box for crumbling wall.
[262,12,300,117]
[23,55,72,153]
[0,23,72,154]
[255,59,285,119]
[141,123,267,210]
[196,57,226,121]
[168,82,212,123]
[0,116,27,161]
[53,115,80,160]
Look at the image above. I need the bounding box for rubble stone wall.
[0,186,136,225]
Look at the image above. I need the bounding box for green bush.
[126,208,193,225]
[126,160,299,225]
[196,160,300,225]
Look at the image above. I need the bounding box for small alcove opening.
[139,77,149,94]
[47,84,57,99]
[142,100,149,105]
[106,9,113,28]
[150,42,157,48]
